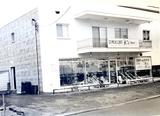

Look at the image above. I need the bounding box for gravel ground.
[1,80,160,116]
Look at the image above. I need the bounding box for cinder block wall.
[0,8,42,93]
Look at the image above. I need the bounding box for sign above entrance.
[135,56,151,70]
[108,39,139,48]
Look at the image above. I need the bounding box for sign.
[135,57,151,70]
[108,39,139,48]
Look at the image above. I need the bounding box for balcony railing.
[77,38,152,50]
[139,40,152,48]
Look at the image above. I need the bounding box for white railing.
[139,40,152,48]
[77,38,152,50]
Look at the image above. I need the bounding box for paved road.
[72,97,160,116]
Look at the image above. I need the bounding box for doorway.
[11,67,16,90]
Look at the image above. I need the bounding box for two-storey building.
[0,0,159,93]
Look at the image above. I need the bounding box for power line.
[44,6,71,27]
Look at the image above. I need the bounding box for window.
[56,24,69,39]
[11,32,15,43]
[143,30,150,40]
[115,28,128,39]
[92,26,107,47]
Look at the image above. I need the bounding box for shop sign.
[108,39,139,48]
[135,57,151,70]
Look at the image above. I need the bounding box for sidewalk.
[1,79,160,116]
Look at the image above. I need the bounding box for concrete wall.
[0,9,42,93]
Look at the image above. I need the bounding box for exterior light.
[55,11,60,14]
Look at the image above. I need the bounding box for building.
[0,0,160,93]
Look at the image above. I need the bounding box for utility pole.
[2,93,5,116]
[32,19,40,94]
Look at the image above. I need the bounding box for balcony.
[139,40,152,48]
[77,38,152,54]
[75,11,152,24]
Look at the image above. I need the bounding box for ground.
[1,79,160,116]
[73,97,160,116]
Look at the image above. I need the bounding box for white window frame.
[92,26,107,47]
[56,23,70,39]
[115,28,128,39]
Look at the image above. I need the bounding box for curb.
[57,94,160,116]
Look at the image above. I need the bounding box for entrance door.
[11,67,16,90]
[110,60,117,83]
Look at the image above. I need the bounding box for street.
[0,80,160,115]
[72,97,160,116]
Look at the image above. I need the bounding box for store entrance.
[110,60,117,83]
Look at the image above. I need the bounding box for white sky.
[0,0,73,28]
[0,0,38,27]
[0,0,159,28]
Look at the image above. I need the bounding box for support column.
[84,59,87,84]
[108,59,111,84]
[150,56,153,82]
[115,58,119,85]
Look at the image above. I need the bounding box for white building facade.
[0,0,160,93]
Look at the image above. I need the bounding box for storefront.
[59,56,152,87]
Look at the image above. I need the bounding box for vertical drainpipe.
[32,18,40,94]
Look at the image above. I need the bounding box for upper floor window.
[56,24,69,39]
[11,32,15,43]
[115,28,128,39]
[143,30,150,40]
[92,26,107,47]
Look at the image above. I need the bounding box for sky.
[0,0,159,28]
[0,0,73,28]
[0,0,38,27]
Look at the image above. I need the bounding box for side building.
[0,9,42,93]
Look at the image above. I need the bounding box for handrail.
[77,38,152,49]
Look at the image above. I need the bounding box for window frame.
[56,23,70,40]
[115,28,128,39]
[143,30,150,41]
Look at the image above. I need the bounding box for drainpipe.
[32,18,40,94]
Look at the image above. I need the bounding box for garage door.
[0,71,9,91]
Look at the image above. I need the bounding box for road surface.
[72,97,160,116]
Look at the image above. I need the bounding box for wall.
[143,20,160,65]
[38,0,160,91]
[0,9,42,93]
[74,19,142,41]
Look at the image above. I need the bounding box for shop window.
[143,30,150,40]
[59,59,85,86]
[115,28,128,39]
[56,23,69,39]
[59,59,109,86]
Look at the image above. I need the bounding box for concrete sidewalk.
[1,79,160,116]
